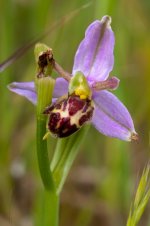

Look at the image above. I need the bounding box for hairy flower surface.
[8,16,137,141]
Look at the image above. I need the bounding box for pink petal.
[8,78,68,105]
[53,78,68,98]
[72,16,115,83]
[92,90,136,141]
[8,81,37,104]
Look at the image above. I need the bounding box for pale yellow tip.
[131,132,139,142]
[43,131,51,140]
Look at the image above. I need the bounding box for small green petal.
[68,71,92,99]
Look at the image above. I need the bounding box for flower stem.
[36,116,55,191]
[35,190,59,226]
[36,77,55,191]
[36,76,59,226]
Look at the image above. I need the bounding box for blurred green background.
[0,0,150,225]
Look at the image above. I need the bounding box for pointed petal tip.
[109,76,120,90]
[101,15,112,27]
[7,82,21,92]
[130,132,139,142]
[104,76,120,90]
[7,82,17,90]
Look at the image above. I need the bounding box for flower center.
[69,71,92,100]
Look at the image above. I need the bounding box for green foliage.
[127,165,150,226]
[51,124,90,194]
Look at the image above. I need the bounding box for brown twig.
[53,61,71,82]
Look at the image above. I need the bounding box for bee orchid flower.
[8,16,138,141]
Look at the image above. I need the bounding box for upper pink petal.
[72,16,115,83]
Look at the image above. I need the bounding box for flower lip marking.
[44,95,94,138]
[43,72,94,138]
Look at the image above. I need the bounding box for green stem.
[35,190,59,226]
[36,77,56,191]
[36,116,55,191]
[35,76,59,225]
[43,191,59,226]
